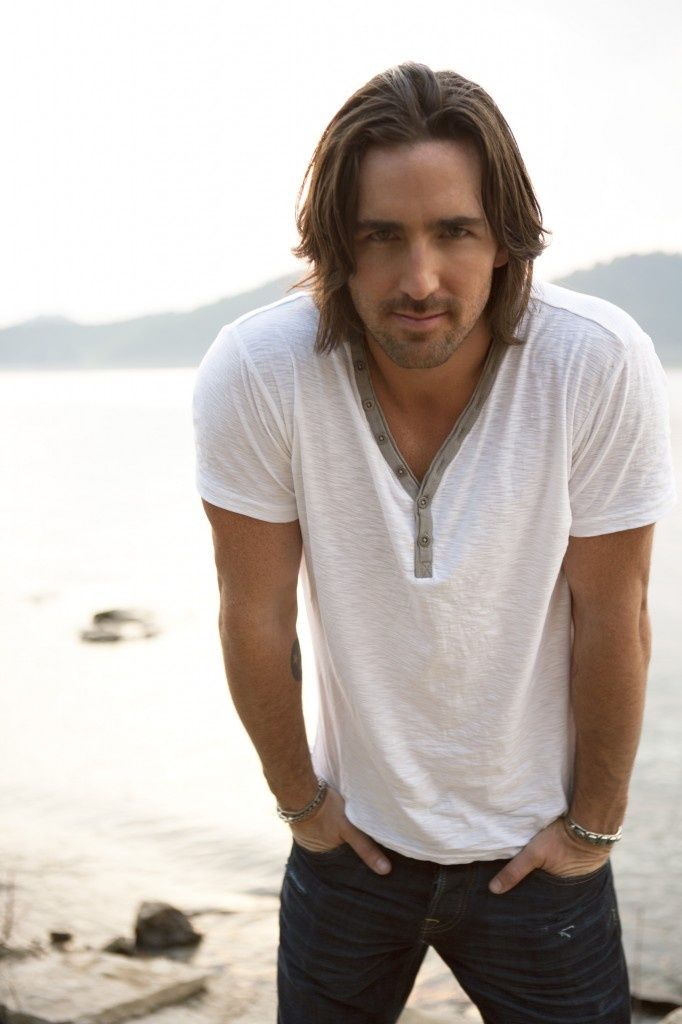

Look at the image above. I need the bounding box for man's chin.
[385,343,460,370]
[374,332,465,370]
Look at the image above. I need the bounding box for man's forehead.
[355,139,485,218]
[357,137,480,180]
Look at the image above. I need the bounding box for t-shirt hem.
[344,810,526,865]
[196,480,298,523]
[569,493,678,537]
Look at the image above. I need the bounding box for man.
[193,63,676,1023]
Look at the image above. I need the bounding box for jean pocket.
[292,839,353,861]
[533,861,610,887]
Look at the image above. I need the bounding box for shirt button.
[417,496,429,508]
[396,467,406,477]
[363,399,374,410]
[377,433,387,444]
[355,360,365,371]
[419,535,431,547]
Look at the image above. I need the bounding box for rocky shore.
[0,899,479,1024]
[1,897,679,1024]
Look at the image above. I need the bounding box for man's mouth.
[392,311,447,325]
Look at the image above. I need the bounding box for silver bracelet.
[564,815,623,847]
[276,779,328,824]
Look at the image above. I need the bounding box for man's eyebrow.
[355,219,402,232]
[355,216,486,232]
[436,216,486,230]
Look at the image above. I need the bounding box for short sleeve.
[192,324,298,522]
[569,331,677,536]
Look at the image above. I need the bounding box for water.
[1,367,681,1002]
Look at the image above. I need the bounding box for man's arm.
[203,500,314,808]
[564,524,652,834]
[202,500,392,874]
[489,524,654,894]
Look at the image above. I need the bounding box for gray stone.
[661,1011,682,1024]
[134,902,202,951]
[0,943,38,962]
[117,909,481,1024]
[0,950,209,1023]
[80,608,159,643]
[102,936,136,956]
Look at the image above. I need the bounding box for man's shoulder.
[522,279,652,378]
[527,280,646,352]
[197,289,321,398]
[223,289,319,358]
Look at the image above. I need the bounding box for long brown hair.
[293,62,549,353]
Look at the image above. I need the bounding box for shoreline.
[0,892,676,1024]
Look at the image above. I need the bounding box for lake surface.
[1,367,681,1001]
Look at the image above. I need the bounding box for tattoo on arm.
[290,637,302,683]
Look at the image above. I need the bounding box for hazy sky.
[2,0,680,328]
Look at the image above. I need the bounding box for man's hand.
[290,788,392,876]
[488,818,611,894]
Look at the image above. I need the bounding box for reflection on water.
[1,368,681,1004]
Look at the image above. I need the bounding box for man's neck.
[363,323,494,417]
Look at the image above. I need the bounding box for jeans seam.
[426,862,478,937]
[419,865,447,941]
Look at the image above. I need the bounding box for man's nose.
[398,242,440,302]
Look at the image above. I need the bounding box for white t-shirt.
[192,280,677,863]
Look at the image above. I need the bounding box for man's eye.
[444,227,469,239]
[368,230,395,241]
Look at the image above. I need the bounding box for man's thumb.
[489,850,535,894]
[346,824,392,875]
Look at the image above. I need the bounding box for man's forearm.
[219,605,318,811]
[568,604,651,833]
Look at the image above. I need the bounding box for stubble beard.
[362,303,486,370]
[365,318,469,369]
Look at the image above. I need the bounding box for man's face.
[347,139,508,370]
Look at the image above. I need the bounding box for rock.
[135,902,202,951]
[80,608,159,643]
[0,950,208,1023]
[661,1011,682,1023]
[0,942,37,961]
[49,931,72,946]
[117,909,482,1024]
[103,936,136,956]
[79,626,124,642]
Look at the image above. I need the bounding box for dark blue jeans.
[277,839,630,1023]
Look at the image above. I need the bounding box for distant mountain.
[0,272,302,370]
[553,252,682,367]
[1,253,680,368]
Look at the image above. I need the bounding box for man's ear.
[493,246,509,269]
